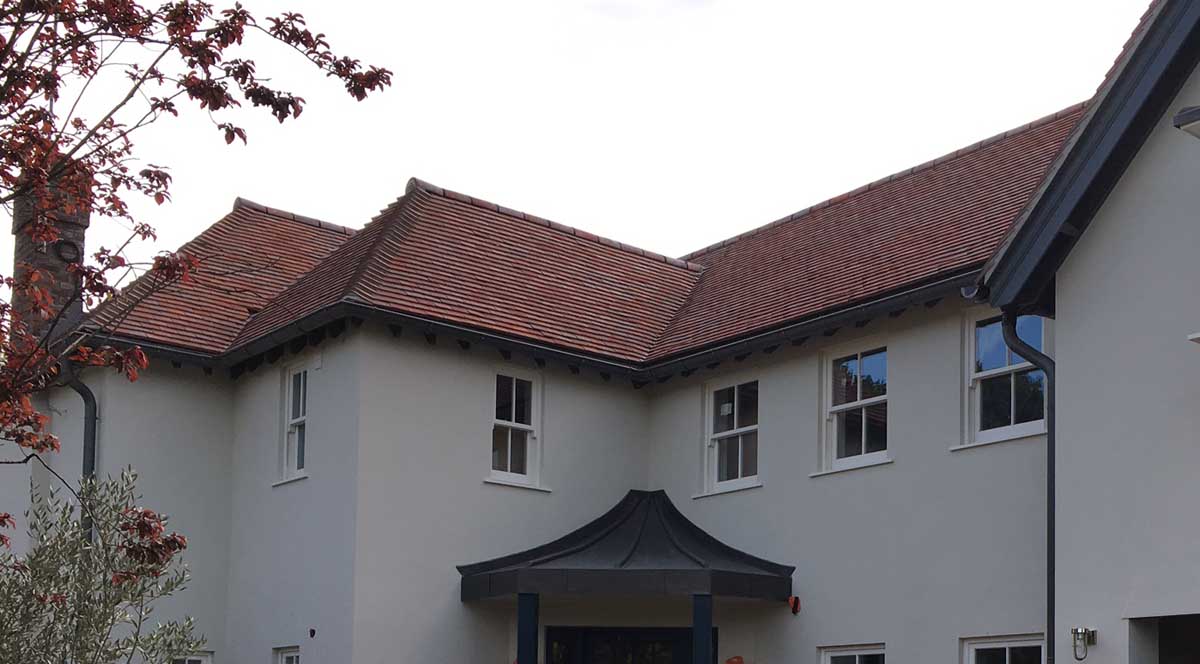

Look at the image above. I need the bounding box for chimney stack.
[11,168,92,341]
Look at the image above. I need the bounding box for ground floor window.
[822,646,884,664]
[171,655,212,664]
[963,636,1043,664]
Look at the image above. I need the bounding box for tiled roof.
[232,180,702,362]
[88,199,354,354]
[93,107,1085,366]
[649,104,1085,361]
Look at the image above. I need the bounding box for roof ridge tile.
[405,177,705,273]
[678,101,1089,261]
[232,197,356,236]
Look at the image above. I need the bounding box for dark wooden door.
[546,627,716,664]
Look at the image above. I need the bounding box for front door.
[546,627,716,664]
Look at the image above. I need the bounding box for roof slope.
[648,104,1085,361]
[89,110,1087,367]
[983,0,1200,311]
[233,180,702,362]
[457,489,794,600]
[90,200,354,354]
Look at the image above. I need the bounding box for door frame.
[545,626,719,664]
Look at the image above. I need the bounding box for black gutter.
[642,269,978,379]
[1001,312,1055,664]
[62,363,98,535]
[97,268,981,385]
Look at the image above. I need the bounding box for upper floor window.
[964,636,1043,664]
[825,347,888,471]
[491,373,539,485]
[968,315,1047,446]
[281,365,309,481]
[707,380,759,490]
[822,646,884,664]
[274,647,300,664]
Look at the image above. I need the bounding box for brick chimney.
[11,173,92,341]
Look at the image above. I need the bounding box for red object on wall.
[726,657,745,664]
[788,596,801,614]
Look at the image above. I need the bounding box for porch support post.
[518,592,540,664]
[692,593,713,664]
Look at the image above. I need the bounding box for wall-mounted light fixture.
[1070,627,1097,661]
[1173,106,1200,138]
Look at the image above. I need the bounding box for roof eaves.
[982,0,1200,311]
[642,266,980,375]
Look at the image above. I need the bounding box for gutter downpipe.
[1001,311,1055,664]
[63,363,97,536]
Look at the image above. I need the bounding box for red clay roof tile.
[93,106,1084,366]
[88,200,353,354]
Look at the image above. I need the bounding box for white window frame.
[962,635,1044,664]
[171,653,213,664]
[278,358,317,484]
[488,369,542,488]
[963,310,1052,447]
[703,378,761,493]
[821,645,885,664]
[274,646,300,664]
[822,341,890,472]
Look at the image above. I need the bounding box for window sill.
[809,456,893,478]
[953,426,1046,452]
[272,473,308,488]
[692,480,763,500]
[483,477,552,493]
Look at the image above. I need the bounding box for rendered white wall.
[1053,65,1200,662]
[350,323,652,664]
[222,334,360,663]
[33,366,234,655]
[644,302,1048,662]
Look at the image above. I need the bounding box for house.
[3,2,1198,663]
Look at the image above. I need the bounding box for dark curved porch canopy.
[458,489,795,601]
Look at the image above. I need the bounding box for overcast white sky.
[3,0,1151,277]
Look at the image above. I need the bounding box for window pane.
[741,432,758,477]
[1012,315,1044,364]
[713,387,735,433]
[718,436,738,481]
[1014,369,1046,424]
[300,370,307,415]
[975,318,1007,372]
[980,374,1012,431]
[1010,646,1042,664]
[514,378,533,425]
[860,348,887,398]
[291,371,303,419]
[495,375,513,422]
[832,354,859,405]
[975,648,1006,664]
[836,408,863,458]
[491,425,509,472]
[736,381,759,428]
[860,656,884,664]
[510,429,528,475]
[864,403,887,453]
[830,657,857,664]
[295,422,305,470]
